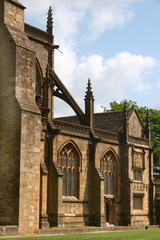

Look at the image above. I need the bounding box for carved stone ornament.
[133,152,143,168]
[133,182,149,192]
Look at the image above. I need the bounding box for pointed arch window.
[101,150,116,196]
[60,142,79,198]
[35,60,43,108]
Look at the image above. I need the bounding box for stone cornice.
[128,136,149,146]
[50,119,150,147]
[52,119,90,138]
[24,23,51,45]
[94,128,119,143]
[6,0,25,9]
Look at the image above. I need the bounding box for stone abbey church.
[0,0,155,236]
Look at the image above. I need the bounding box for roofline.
[6,0,26,9]
[55,110,126,120]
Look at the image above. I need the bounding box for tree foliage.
[101,100,160,169]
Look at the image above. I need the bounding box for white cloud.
[20,0,158,116]
[55,44,77,88]
[54,51,156,116]
[135,82,151,91]
[54,7,85,42]
[88,4,134,39]
[21,0,142,39]
[76,52,156,102]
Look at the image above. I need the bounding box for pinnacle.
[87,78,92,92]
[147,108,150,122]
[124,101,127,111]
[85,78,94,100]
[47,6,53,34]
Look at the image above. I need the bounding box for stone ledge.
[0,225,159,237]
[40,225,160,236]
[0,225,18,236]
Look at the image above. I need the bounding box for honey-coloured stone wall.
[0,0,155,236]
[4,0,25,31]
[48,134,90,226]
[0,0,21,226]
[0,0,42,235]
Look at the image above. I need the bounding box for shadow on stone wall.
[155,199,160,224]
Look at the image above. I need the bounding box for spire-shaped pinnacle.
[124,100,127,114]
[84,79,94,128]
[123,100,129,143]
[85,78,94,101]
[146,108,151,146]
[146,108,151,127]
[124,101,128,121]
[47,6,53,35]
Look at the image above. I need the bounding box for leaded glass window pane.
[104,161,107,172]
[134,170,142,181]
[68,169,71,196]
[133,195,143,210]
[60,143,79,197]
[104,173,107,194]
[63,168,66,196]
[108,173,111,195]
[112,174,114,195]
[101,151,116,196]
[72,153,76,167]
[63,152,67,167]
[72,169,75,196]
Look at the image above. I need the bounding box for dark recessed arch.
[36,58,43,106]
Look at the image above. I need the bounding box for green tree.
[101,100,160,169]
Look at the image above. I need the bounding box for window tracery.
[101,150,116,196]
[60,142,79,197]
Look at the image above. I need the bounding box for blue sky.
[20,0,160,116]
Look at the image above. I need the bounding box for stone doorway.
[106,202,109,223]
[105,199,115,225]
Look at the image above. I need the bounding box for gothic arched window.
[35,60,43,108]
[101,150,116,196]
[60,142,79,198]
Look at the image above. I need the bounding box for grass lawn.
[1,229,160,240]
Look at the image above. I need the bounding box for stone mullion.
[71,154,74,197]
[111,173,112,195]
[71,169,73,196]
[107,173,108,195]
[66,154,69,196]
[75,155,79,198]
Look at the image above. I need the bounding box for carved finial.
[146,108,151,146]
[132,104,135,110]
[84,79,94,128]
[123,100,129,143]
[124,101,128,120]
[47,6,53,35]
[124,100,127,112]
[85,78,94,101]
[146,108,151,126]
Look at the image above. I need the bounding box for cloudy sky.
[20,0,160,117]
